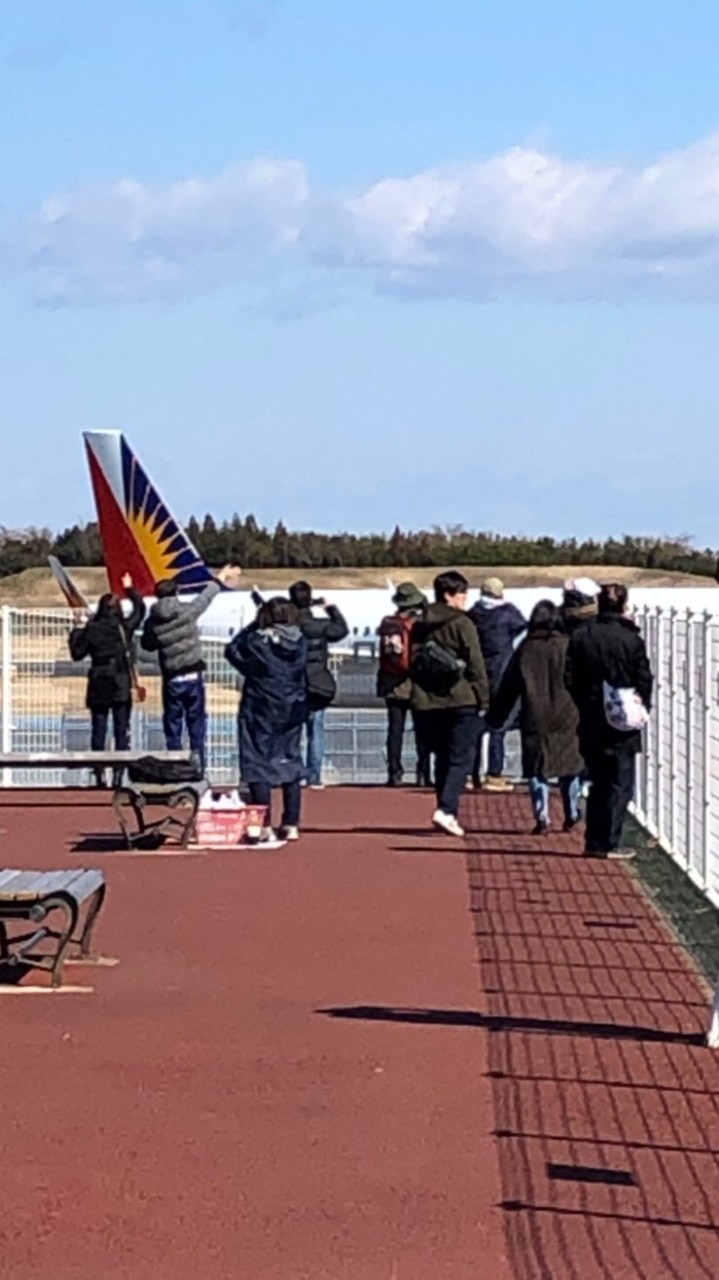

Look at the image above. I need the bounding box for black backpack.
[128,755,203,785]
[411,637,466,695]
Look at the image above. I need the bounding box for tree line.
[0,517,716,579]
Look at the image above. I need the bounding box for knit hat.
[392,581,426,610]
[481,577,505,600]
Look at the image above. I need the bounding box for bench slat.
[0,869,105,901]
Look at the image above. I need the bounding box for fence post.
[1,607,12,787]
[669,609,678,853]
[685,611,695,875]
[703,613,712,891]
[654,609,664,842]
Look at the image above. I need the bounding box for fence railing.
[0,606,418,786]
[633,607,719,908]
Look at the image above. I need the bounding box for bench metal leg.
[78,882,107,959]
[167,790,200,847]
[114,788,144,848]
[0,921,8,963]
[41,896,79,988]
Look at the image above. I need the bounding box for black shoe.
[387,774,403,787]
[532,819,549,836]
[415,772,431,788]
[562,817,580,833]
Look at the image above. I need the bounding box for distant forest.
[0,516,717,580]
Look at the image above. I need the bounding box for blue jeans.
[474,727,505,780]
[163,674,207,774]
[305,707,326,785]
[529,775,582,825]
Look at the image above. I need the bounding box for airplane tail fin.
[83,431,216,598]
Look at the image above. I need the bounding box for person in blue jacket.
[468,577,526,790]
[225,597,308,843]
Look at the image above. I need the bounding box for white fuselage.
[167,584,719,654]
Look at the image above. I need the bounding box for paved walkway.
[0,786,716,1278]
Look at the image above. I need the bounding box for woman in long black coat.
[489,600,583,835]
[225,597,308,843]
[68,573,145,787]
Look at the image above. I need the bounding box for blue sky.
[4,0,719,544]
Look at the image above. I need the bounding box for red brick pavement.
[0,786,717,1279]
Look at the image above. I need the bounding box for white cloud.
[14,133,719,305]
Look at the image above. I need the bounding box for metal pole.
[669,609,678,855]
[655,609,665,843]
[1,608,12,788]
[703,613,713,892]
[685,611,694,875]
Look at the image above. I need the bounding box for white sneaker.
[309,783,325,791]
[279,825,300,841]
[432,809,465,838]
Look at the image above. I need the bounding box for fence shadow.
[463,791,719,1280]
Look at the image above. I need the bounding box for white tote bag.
[602,681,649,733]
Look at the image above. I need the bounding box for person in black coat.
[565,583,653,859]
[489,601,583,835]
[468,577,526,789]
[68,573,145,787]
[289,581,349,788]
[225,597,308,842]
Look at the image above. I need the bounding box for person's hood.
[562,596,598,622]
[264,623,304,651]
[470,596,505,614]
[424,602,463,628]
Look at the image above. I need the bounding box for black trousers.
[248,780,302,828]
[584,747,636,853]
[91,703,131,752]
[419,708,480,818]
[385,699,431,782]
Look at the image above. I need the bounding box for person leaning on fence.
[376,581,432,787]
[565,583,653,860]
[289,581,349,789]
[411,571,489,838]
[68,572,146,789]
[141,566,234,776]
[225,596,308,843]
[489,600,583,836]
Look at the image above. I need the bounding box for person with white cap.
[561,577,600,636]
[468,577,526,791]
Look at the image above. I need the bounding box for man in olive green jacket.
[411,571,489,837]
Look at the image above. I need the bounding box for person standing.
[376,582,431,786]
[489,601,583,835]
[560,577,600,636]
[141,568,232,775]
[225,597,308,842]
[468,578,525,791]
[69,573,145,788]
[289,581,349,789]
[411,571,489,838]
[565,583,653,859]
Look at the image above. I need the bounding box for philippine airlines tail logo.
[84,431,215,598]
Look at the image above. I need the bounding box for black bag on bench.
[127,756,203,785]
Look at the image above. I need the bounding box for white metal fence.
[0,606,425,786]
[634,607,719,907]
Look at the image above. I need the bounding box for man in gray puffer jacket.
[141,571,230,773]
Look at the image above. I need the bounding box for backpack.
[378,614,416,680]
[127,755,204,785]
[411,637,466,696]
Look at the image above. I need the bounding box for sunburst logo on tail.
[84,430,216,598]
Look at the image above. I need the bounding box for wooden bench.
[0,869,106,987]
[113,782,209,849]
